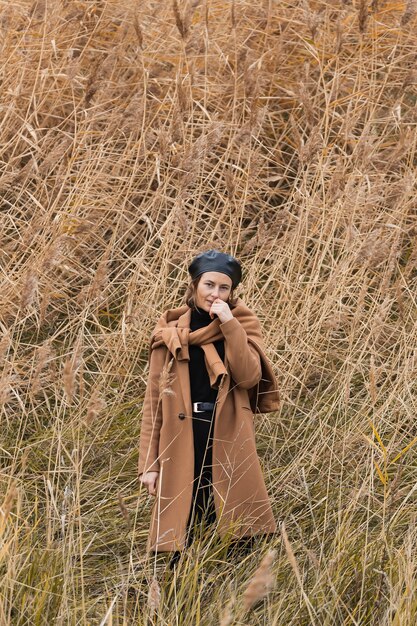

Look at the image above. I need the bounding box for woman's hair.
[184,275,239,309]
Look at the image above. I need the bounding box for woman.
[138,249,280,568]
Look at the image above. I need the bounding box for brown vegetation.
[0,0,416,623]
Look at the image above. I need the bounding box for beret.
[188,249,242,288]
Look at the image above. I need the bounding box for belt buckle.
[193,402,204,413]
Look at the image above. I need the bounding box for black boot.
[169,550,181,570]
[226,536,256,560]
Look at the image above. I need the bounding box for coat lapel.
[175,307,193,416]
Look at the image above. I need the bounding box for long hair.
[184,275,239,310]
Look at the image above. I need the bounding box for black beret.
[188,249,242,288]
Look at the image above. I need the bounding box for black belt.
[192,402,215,413]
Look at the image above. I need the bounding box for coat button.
[178,413,185,420]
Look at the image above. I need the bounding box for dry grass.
[1,0,417,623]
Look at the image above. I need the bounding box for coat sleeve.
[219,316,262,389]
[138,345,166,477]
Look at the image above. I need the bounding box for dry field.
[1,0,417,624]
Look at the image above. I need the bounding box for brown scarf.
[150,297,280,413]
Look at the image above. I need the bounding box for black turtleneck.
[188,307,225,403]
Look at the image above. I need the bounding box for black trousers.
[185,408,217,545]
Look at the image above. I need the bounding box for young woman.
[138,249,280,569]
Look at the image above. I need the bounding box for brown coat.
[138,297,280,553]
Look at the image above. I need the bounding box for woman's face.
[194,271,233,311]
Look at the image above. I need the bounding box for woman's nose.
[211,287,219,297]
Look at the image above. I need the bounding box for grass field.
[1,0,417,623]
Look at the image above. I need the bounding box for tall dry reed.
[0,0,416,623]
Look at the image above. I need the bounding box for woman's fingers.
[139,472,159,496]
[147,477,158,496]
[209,298,220,318]
[151,474,159,495]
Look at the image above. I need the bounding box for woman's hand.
[139,471,159,496]
[209,298,234,323]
